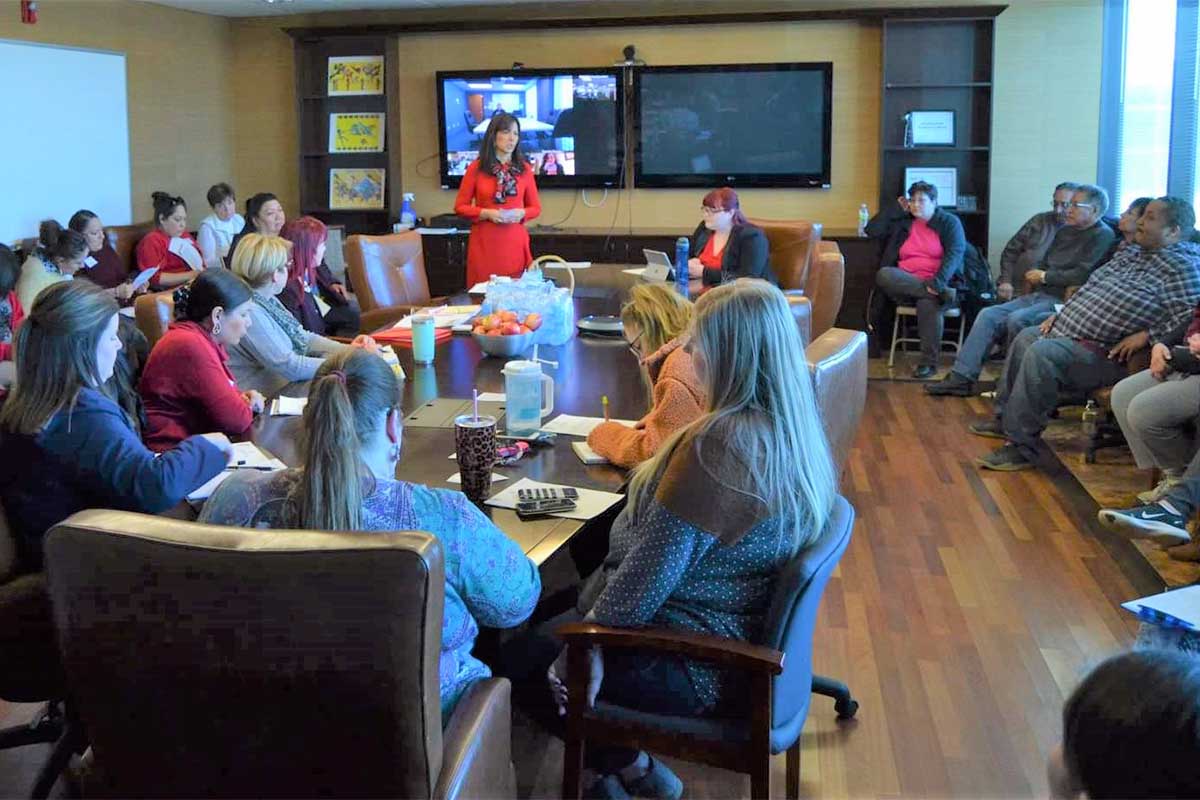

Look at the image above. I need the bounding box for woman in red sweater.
[139,269,264,452]
[135,191,204,290]
[454,113,541,286]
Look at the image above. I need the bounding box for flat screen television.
[634,62,833,189]
[436,68,624,190]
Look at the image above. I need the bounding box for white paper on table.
[377,349,406,379]
[129,267,159,291]
[467,282,490,294]
[622,267,647,277]
[543,261,592,270]
[186,452,287,502]
[167,237,203,270]
[270,396,308,416]
[447,472,509,485]
[229,441,281,468]
[540,414,637,437]
[1122,585,1200,629]
[572,441,609,465]
[476,392,506,402]
[118,306,136,318]
[392,305,480,329]
[83,255,98,268]
[415,227,459,235]
[486,478,624,521]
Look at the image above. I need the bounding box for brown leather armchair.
[748,218,845,339]
[43,510,517,799]
[20,222,153,274]
[133,291,174,348]
[807,328,868,476]
[344,231,447,331]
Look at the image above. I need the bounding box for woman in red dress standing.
[454,113,541,286]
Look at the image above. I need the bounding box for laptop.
[641,248,674,282]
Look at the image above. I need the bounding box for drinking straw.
[473,389,479,422]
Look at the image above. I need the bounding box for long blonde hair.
[230,233,290,289]
[289,349,400,531]
[0,281,119,435]
[626,279,836,553]
[620,282,693,356]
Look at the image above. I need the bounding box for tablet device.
[641,249,674,282]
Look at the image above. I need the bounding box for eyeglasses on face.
[1067,201,1096,210]
[627,330,643,356]
[1053,201,1071,210]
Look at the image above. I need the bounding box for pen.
[601,395,609,422]
[226,465,275,472]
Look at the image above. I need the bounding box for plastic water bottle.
[674,236,690,296]
[857,203,870,237]
[1081,400,1099,438]
[400,193,416,228]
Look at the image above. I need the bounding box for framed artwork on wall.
[329,113,385,153]
[330,168,386,210]
[903,166,958,207]
[327,55,384,96]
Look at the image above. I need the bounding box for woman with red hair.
[279,216,360,336]
[687,187,773,288]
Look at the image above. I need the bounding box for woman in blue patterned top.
[199,348,541,720]
[504,279,838,799]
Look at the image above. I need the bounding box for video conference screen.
[635,63,832,188]
[437,69,623,189]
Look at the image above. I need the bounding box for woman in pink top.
[867,181,967,379]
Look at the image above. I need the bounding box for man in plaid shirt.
[971,197,1200,471]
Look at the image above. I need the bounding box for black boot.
[925,370,974,396]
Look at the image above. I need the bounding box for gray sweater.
[1036,221,1117,299]
[227,299,348,396]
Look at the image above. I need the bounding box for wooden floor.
[0,381,1153,798]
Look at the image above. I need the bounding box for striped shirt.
[1048,241,1200,346]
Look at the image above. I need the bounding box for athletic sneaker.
[968,419,1007,440]
[1137,474,1182,505]
[975,443,1033,471]
[1097,503,1192,547]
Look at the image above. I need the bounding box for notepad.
[168,237,203,270]
[486,478,623,521]
[187,443,286,502]
[270,396,308,416]
[542,261,592,270]
[572,441,609,465]
[540,414,636,437]
[1122,586,1200,630]
[129,266,159,291]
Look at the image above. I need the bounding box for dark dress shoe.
[925,371,974,396]
[912,364,938,380]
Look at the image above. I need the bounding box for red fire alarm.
[20,0,38,24]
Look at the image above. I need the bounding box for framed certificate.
[904,167,958,208]
[907,110,956,146]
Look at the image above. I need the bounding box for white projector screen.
[0,39,131,245]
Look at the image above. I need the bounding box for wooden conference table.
[249,264,692,567]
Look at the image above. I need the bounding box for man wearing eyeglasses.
[971,196,1200,472]
[996,182,1080,302]
[927,184,1115,397]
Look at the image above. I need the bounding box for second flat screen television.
[635,63,833,188]
[436,68,624,189]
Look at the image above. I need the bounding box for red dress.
[135,229,202,290]
[454,160,541,286]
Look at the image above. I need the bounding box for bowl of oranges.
[470,309,543,358]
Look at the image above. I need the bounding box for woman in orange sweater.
[587,283,703,468]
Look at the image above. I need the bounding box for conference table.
[249,264,698,567]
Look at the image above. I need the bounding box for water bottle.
[857,203,870,237]
[399,193,416,228]
[1081,400,1099,438]
[674,236,690,296]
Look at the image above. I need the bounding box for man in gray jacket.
[927,184,1115,396]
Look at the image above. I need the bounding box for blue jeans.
[993,327,1126,459]
[951,293,1058,380]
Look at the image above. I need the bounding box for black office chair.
[0,500,81,798]
[559,496,858,800]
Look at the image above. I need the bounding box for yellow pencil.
[601,395,610,422]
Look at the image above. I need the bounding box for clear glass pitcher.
[503,359,554,436]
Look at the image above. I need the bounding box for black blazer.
[691,222,774,287]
